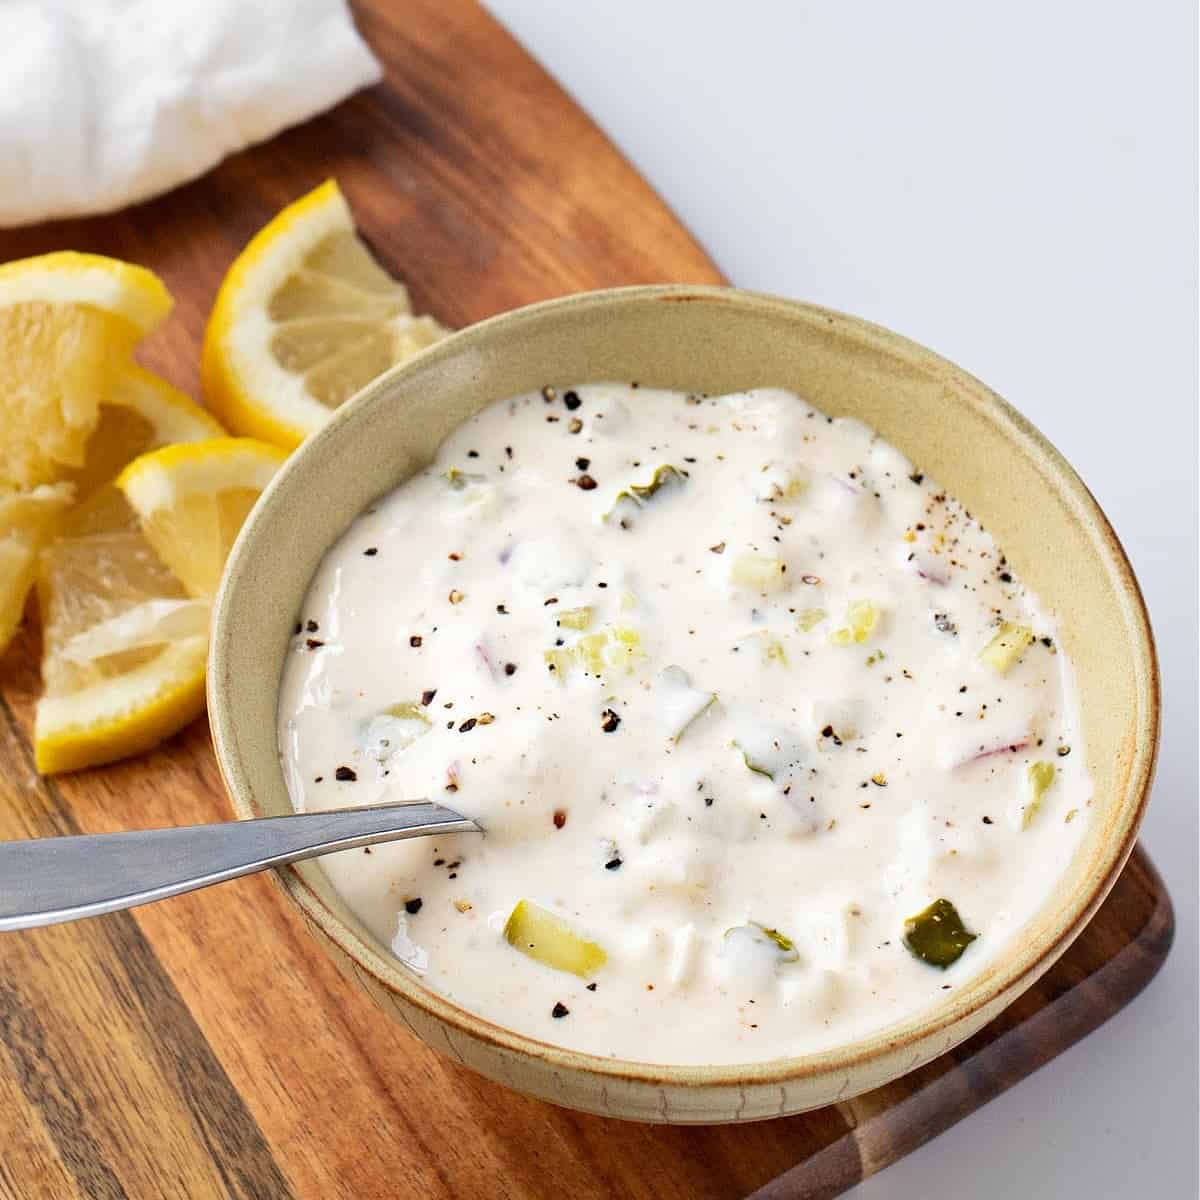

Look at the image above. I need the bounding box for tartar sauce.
[278,384,1091,1064]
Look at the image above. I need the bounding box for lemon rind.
[0,252,172,334]
[34,636,208,774]
[116,437,287,516]
[110,366,226,443]
[202,180,355,447]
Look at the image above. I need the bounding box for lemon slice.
[117,438,287,599]
[201,179,449,450]
[1,253,173,489]
[34,486,210,774]
[0,367,223,658]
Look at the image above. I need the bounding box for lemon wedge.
[0,252,172,490]
[34,486,210,774]
[0,366,223,658]
[36,438,283,773]
[201,179,449,450]
[117,437,287,599]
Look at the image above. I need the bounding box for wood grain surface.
[0,1,1173,1197]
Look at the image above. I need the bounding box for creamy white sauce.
[278,384,1091,1065]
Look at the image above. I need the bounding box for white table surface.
[484,4,1198,1195]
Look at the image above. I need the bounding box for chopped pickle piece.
[830,600,879,646]
[503,900,607,978]
[556,606,593,631]
[754,462,810,503]
[443,467,486,490]
[979,622,1034,674]
[603,464,685,524]
[546,624,643,681]
[734,743,775,779]
[441,468,499,517]
[577,632,608,674]
[751,922,800,960]
[360,701,431,762]
[604,494,640,526]
[577,624,644,675]
[738,630,789,666]
[724,923,800,963]
[730,719,805,782]
[730,552,788,593]
[797,607,827,632]
[656,665,716,741]
[1023,760,1057,828]
[609,625,645,673]
[627,463,684,501]
[903,898,977,969]
[543,647,576,680]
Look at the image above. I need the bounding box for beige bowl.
[209,286,1158,1123]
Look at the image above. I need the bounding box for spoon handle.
[0,801,476,932]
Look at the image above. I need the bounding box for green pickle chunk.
[797,607,827,632]
[730,552,788,593]
[544,624,644,682]
[830,599,879,647]
[657,664,716,741]
[381,701,429,723]
[903,898,978,969]
[503,899,607,978]
[543,647,576,681]
[359,701,431,763]
[735,744,775,780]
[556,606,593,631]
[978,622,1034,674]
[626,463,684,502]
[1023,760,1057,828]
[443,467,486,490]
[751,922,799,961]
[723,923,800,963]
[603,464,686,523]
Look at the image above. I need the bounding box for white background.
[484,3,1198,1196]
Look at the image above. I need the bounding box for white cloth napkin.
[0,0,382,227]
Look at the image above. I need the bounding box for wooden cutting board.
[0,2,1173,1197]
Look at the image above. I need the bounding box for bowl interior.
[210,286,1157,1081]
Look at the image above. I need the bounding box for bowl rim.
[210,283,1160,1087]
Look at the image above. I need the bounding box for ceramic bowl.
[209,286,1158,1123]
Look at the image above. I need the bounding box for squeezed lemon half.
[0,251,171,491]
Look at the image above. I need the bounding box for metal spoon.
[0,801,478,932]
